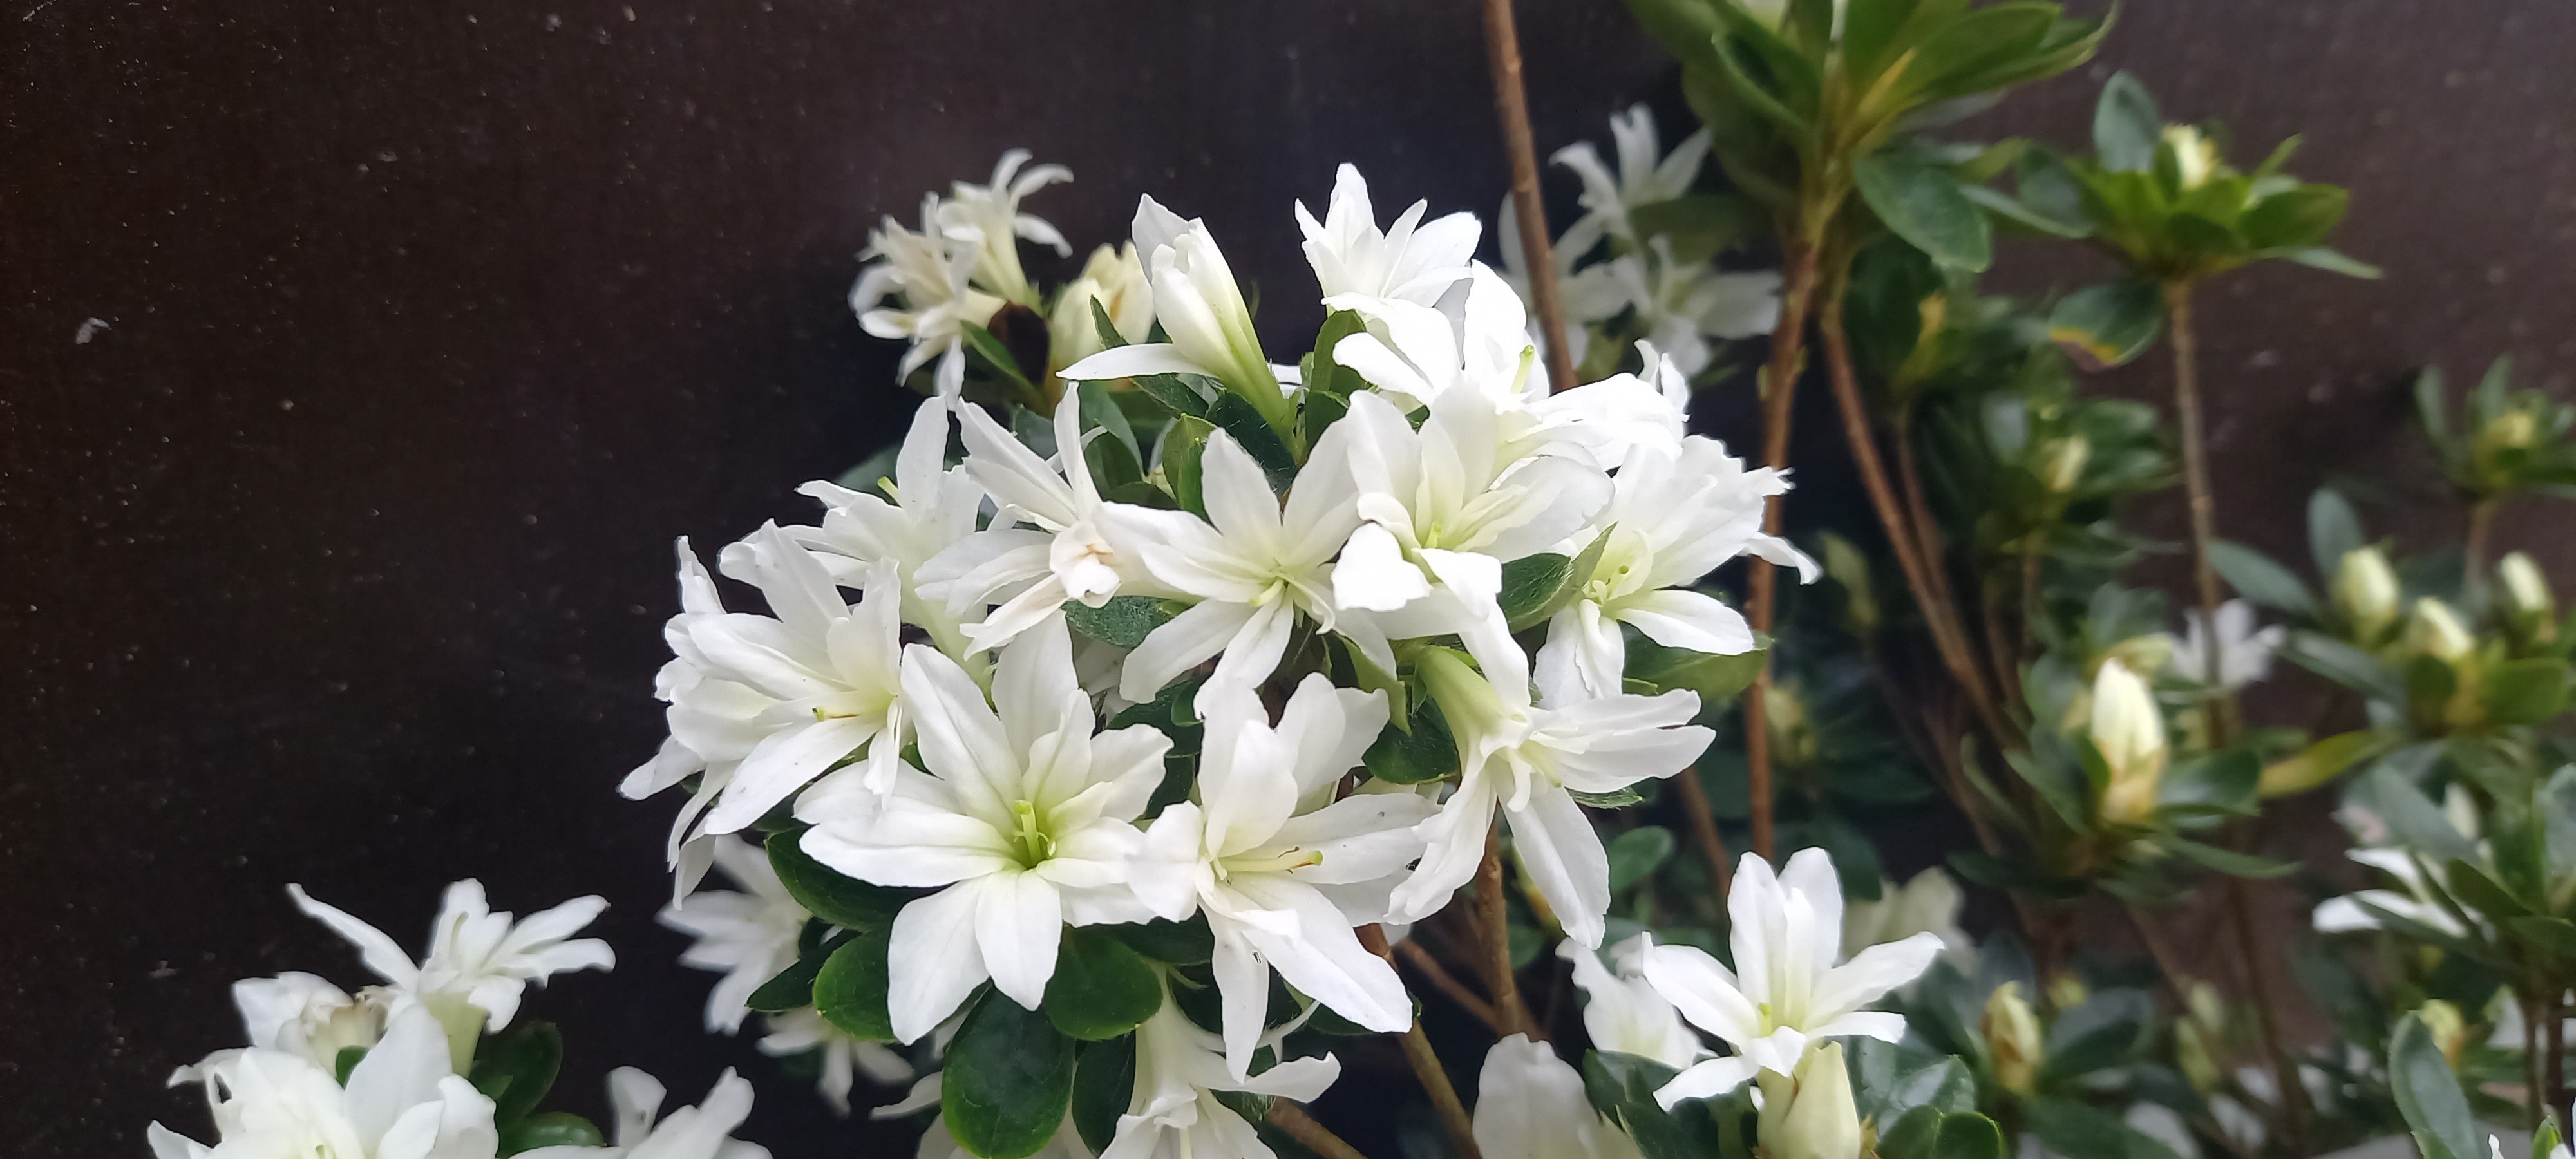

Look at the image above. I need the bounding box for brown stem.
[2163,281,2238,748]
[1671,767,1736,903]
[2224,870,2312,1156]
[1980,574,2022,715]
[1396,938,1505,1033]
[1475,824,1535,1038]
[1743,239,1824,863]
[1893,409,1970,669]
[1359,924,1484,1159]
[1269,1101,1374,1159]
[2466,498,2498,591]
[2123,902,2194,999]
[1478,0,1576,393]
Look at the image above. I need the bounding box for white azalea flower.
[1393,646,1710,947]
[1535,433,1812,705]
[1561,243,1780,378]
[288,880,612,1046]
[936,149,1072,308]
[1551,106,1711,259]
[2313,847,2477,939]
[1295,163,1479,314]
[1558,935,1705,1069]
[1496,196,1596,380]
[851,194,1002,399]
[1101,995,1341,1159]
[520,1068,770,1159]
[231,972,385,1071]
[1099,414,1365,708]
[1472,1035,1647,1159]
[756,1008,913,1117]
[1061,197,1283,412]
[793,397,988,657]
[1639,848,1942,1107]
[1050,243,1155,372]
[151,1006,498,1159]
[797,616,1170,1042]
[1841,867,1975,969]
[923,398,1137,653]
[659,836,809,1035]
[2168,599,2287,692]
[1132,677,1429,1075]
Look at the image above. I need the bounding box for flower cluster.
[630,154,1810,1157]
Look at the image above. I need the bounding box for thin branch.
[1359,924,1483,1159]
[2163,281,2239,747]
[1743,238,1825,862]
[2466,497,2498,592]
[1396,938,1505,1033]
[1475,823,1536,1038]
[2123,901,2195,999]
[2224,870,2313,1156]
[1269,1101,1375,1159]
[1671,767,1737,902]
[1478,0,1576,393]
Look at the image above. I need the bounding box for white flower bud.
[2090,659,2167,826]
[2499,552,2556,627]
[1981,983,2043,1096]
[2333,546,2401,643]
[2163,124,2219,191]
[1758,1042,1862,1159]
[1047,244,1153,372]
[2405,598,2475,663]
[2037,435,2092,495]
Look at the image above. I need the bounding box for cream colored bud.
[2419,999,2468,1066]
[2185,980,2224,1035]
[2047,974,2089,1013]
[1982,982,2044,1095]
[2175,1019,2221,1093]
[2405,598,2476,663]
[1759,1042,1862,1159]
[1766,682,1819,769]
[2037,435,2092,495]
[2090,659,2168,826]
[1049,243,1153,372]
[2333,546,2401,643]
[2163,124,2219,191]
[2500,552,2557,630]
[1819,532,1880,636]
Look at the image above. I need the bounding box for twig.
[1671,767,1736,902]
[1478,0,1576,393]
[1742,238,1824,862]
[1359,924,1483,1159]
[2123,901,2194,1000]
[1269,1100,1374,1159]
[1396,938,1504,1033]
[2466,497,2498,592]
[2224,869,2313,1156]
[2162,281,2239,748]
[1475,824,1535,1037]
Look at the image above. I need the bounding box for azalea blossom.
[1050,243,1155,371]
[519,1068,770,1159]
[1472,1035,1647,1159]
[1061,196,1282,410]
[288,880,612,1044]
[1640,848,1942,1107]
[1551,106,1711,259]
[1101,993,1341,1159]
[1841,867,1975,969]
[1295,163,1479,314]
[1132,677,1430,1075]
[2168,599,2287,692]
[1558,934,1704,1069]
[792,397,987,657]
[923,398,1136,653]
[1559,241,1780,378]
[797,616,1170,1042]
[851,194,1001,399]
[231,971,385,1071]
[2313,847,2477,939]
[151,1005,497,1159]
[936,149,1072,308]
[755,1009,912,1117]
[659,836,810,1035]
[1394,646,1710,947]
[1535,433,1812,705]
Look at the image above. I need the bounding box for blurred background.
[7,1,2574,1154]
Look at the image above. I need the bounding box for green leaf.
[746,942,831,1012]
[1135,373,1213,420]
[2277,245,2383,279]
[2206,539,2320,617]
[2040,988,2153,1080]
[1043,928,1164,1041]
[1365,693,1460,785]
[1628,193,1765,264]
[2242,184,2348,250]
[2258,730,2384,798]
[500,1112,604,1155]
[2157,750,2260,818]
[766,829,911,933]
[1499,552,1577,632]
[2092,72,2162,173]
[2046,279,2163,368]
[2163,837,2298,878]
[334,1046,368,1085]
[1205,393,1298,492]
[1070,1037,1135,1154]
[813,927,896,1042]
[1839,0,1924,85]
[2022,1098,2178,1159]
[944,991,1079,1159]
[2390,1012,2481,1159]
[1902,3,2056,100]
[1106,915,1215,966]
[1572,787,1646,809]
[2482,658,2569,725]
[2307,487,2365,579]
[1162,415,1215,517]
[1607,827,1676,893]
[2511,916,2576,957]
[1962,183,2091,239]
[469,1021,562,1126]
[1580,1050,1724,1159]
[1854,151,1993,272]
[1627,633,1769,706]
[1075,380,1141,464]
[1063,596,1175,649]
[961,321,1038,395]
[2281,630,2405,704]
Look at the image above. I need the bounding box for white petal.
[1613,589,1757,656]
[1061,343,1219,382]
[976,871,1065,1012]
[886,882,994,1043]
[1653,1055,1759,1108]
[1507,786,1613,948]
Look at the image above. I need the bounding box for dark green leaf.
[962,321,1038,395]
[813,927,896,1042]
[1607,827,1675,894]
[2511,916,2576,957]
[2092,72,2162,173]
[2046,279,2163,369]
[2483,658,2569,725]
[1070,1037,1136,1154]
[1135,374,1213,420]
[1063,596,1175,649]
[1043,928,1164,1041]
[334,1046,368,1085]
[945,991,1079,1159]
[1902,3,2055,100]
[1206,394,1297,492]
[2022,1098,2179,1159]
[2040,988,2153,1080]
[1076,380,1141,464]
[2242,184,2348,250]
[2206,540,2320,617]
[1090,297,1132,352]
[767,829,912,933]
[1573,787,1646,809]
[2157,750,2260,818]
[2281,631,2405,703]
[2163,837,2298,878]
[500,1113,605,1155]
[1962,183,2092,239]
[1854,151,1993,272]
[1365,693,1460,785]
[1627,633,1768,706]
[747,945,829,1013]
[2277,246,2382,279]
[2391,1012,2480,1159]
[2307,488,2365,580]
[469,1021,562,1126]
[1162,415,1215,517]
[1499,552,1577,632]
[1108,916,1215,966]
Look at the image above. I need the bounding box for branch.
[1742,238,1826,862]
[1474,823,1537,1038]
[1478,0,1576,392]
[1670,766,1736,901]
[1269,1100,1374,1159]
[1359,924,1484,1159]
[1396,938,1505,1033]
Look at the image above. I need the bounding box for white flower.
[1640,848,1942,1107]
[792,398,989,657]
[1840,867,1975,969]
[851,194,1002,399]
[1099,414,1365,708]
[1535,434,1812,705]
[1394,646,1710,947]
[1472,1035,1647,1159]
[1131,677,1430,1075]
[936,149,1072,308]
[2168,599,2286,692]
[1101,995,1341,1159]
[797,616,1170,1042]
[642,525,909,834]
[1757,1042,1860,1159]
[660,836,810,1035]
[1561,243,1780,378]
[289,880,612,1044]
[519,1068,770,1159]
[1295,163,1480,314]
[1061,197,1283,413]
[923,398,1135,653]
[1558,934,1704,1069]
[1050,244,1156,372]
[1551,106,1711,259]
[756,1008,913,1117]
[151,1005,498,1159]
[231,972,386,1072]
[2313,848,2476,939]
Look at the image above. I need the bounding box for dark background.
[7,2,2573,1154]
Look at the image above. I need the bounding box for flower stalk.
[1478,0,1577,394]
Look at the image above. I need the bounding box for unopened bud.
[2420,999,2468,1067]
[2090,660,2168,826]
[2047,974,2089,1013]
[1766,683,1819,769]
[2405,598,2476,663]
[2106,634,2177,681]
[2333,546,2401,644]
[2163,125,2220,191]
[1819,532,1880,637]
[2175,1019,2221,1093]
[1982,983,2044,1095]
[2037,435,2092,495]
[2499,552,2558,644]
[1759,1042,1862,1159]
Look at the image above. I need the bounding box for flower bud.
[2105,634,2177,683]
[2047,974,2090,1013]
[2404,598,2475,664]
[2333,546,2401,644]
[1766,682,1819,769]
[2419,999,2468,1067]
[2090,659,2168,826]
[2175,1018,2221,1093]
[1758,1042,1862,1159]
[2036,435,2092,495]
[2499,552,2558,644]
[2163,125,2220,191]
[1819,532,1880,637]
[2474,405,2540,484]
[2185,980,2224,1036]
[1982,983,2044,1095]
[1047,244,1153,372]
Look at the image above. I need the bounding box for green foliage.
[944,990,1079,1159]
[2389,1012,2481,1159]
[813,928,896,1042]
[2417,359,2576,502]
[766,828,914,934]
[1041,929,1164,1041]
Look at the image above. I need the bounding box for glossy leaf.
[2047,279,2163,368]
[1042,928,1164,1041]
[1855,151,1993,272]
[812,927,896,1042]
[2390,1013,2480,1159]
[2093,72,2161,173]
[1063,596,1175,649]
[944,991,1078,1159]
[2206,540,2319,617]
[767,829,911,934]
